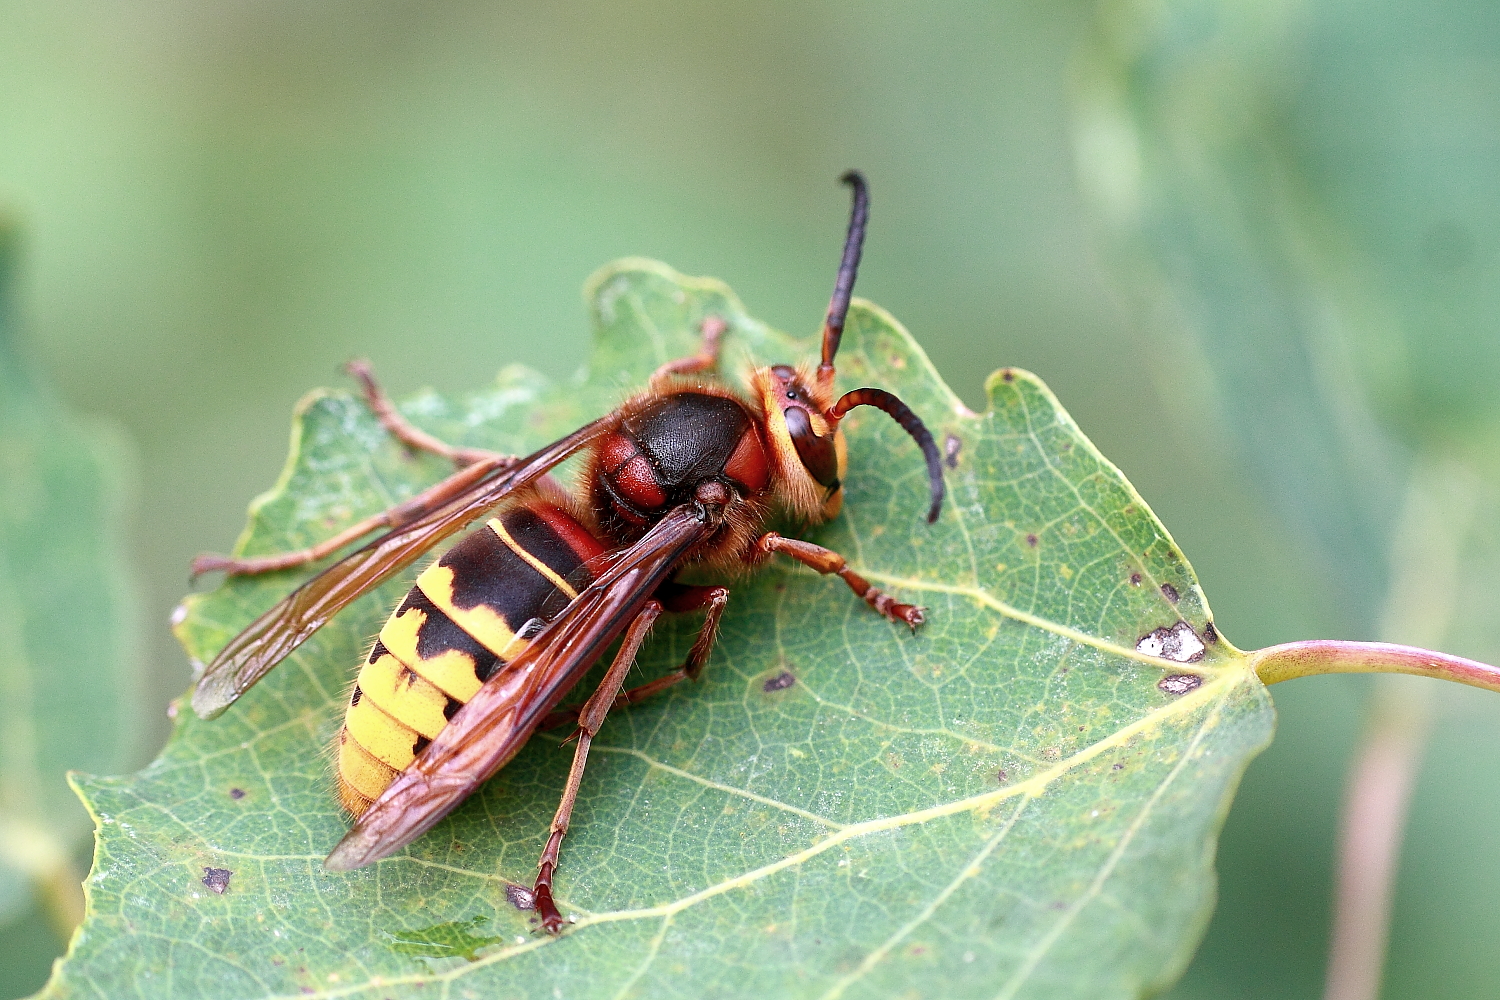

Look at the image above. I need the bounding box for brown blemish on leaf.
[506,883,536,911]
[943,433,962,469]
[763,671,796,692]
[1137,621,1206,663]
[1160,583,1179,603]
[997,769,1008,783]
[1112,763,1124,770]
[1158,674,1203,697]
[1203,621,1218,644]
[229,788,245,800]
[202,868,232,894]
[1129,573,1142,587]
[1026,534,1038,548]
[1001,369,1016,382]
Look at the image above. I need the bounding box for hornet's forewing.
[192,414,619,720]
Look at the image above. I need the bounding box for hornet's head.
[753,171,944,526]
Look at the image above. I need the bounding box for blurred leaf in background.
[1077,0,1500,995]
[0,223,143,995]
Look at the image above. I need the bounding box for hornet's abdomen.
[334,501,606,816]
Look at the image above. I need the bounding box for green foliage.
[1078,2,1500,995]
[0,222,142,994]
[44,262,1272,999]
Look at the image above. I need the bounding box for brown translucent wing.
[323,502,715,872]
[191,414,619,720]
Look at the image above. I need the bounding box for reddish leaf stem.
[1251,640,1500,693]
[1322,680,1429,1000]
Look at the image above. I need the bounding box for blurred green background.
[1,0,1498,996]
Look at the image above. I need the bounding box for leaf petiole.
[1251,640,1500,693]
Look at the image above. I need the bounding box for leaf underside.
[42,260,1272,1000]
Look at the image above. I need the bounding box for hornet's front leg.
[758,533,925,630]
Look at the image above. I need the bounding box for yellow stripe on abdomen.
[357,650,457,740]
[488,517,578,599]
[336,726,397,814]
[333,504,599,815]
[377,595,487,703]
[345,688,425,772]
[416,562,525,663]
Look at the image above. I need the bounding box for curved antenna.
[831,388,944,524]
[817,170,870,393]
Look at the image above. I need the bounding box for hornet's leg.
[758,532,925,630]
[191,454,510,578]
[651,315,728,382]
[533,599,664,934]
[346,359,512,468]
[539,585,730,731]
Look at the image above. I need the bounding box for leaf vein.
[590,745,846,829]
[990,670,1230,999]
[818,794,1033,1000]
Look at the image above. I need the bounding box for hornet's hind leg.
[532,600,665,933]
[192,361,517,578]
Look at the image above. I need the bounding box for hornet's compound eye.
[783,405,839,488]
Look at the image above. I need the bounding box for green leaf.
[44,260,1272,999]
[0,219,142,986]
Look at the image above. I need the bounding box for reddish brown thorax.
[592,391,770,544]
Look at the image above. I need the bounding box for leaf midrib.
[861,570,1234,670]
[132,666,1249,1000]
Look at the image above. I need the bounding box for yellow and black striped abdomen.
[334,501,607,816]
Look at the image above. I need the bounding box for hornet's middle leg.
[652,315,729,382]
[539,585,730,731]
[346,359,513,468]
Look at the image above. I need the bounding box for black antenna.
[831,388,945,524]
[818,170,869,391]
